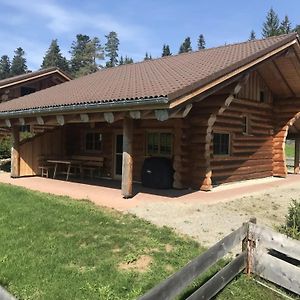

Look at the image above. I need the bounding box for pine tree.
[10,47,27,76]
[144,52,153,60]
[179,37,192,53]
[119,56,124,65]
[262,8,281,37]
[124,56,133,64]
[41,39,69,72]
[249,30,256,41]
[69,34,103,77]
[197,34,206,50]
[280,15,292,34]
[162,44,171,57]
[86,37,104,72]
[295,25,300,35]
[0,55,11,79]
[105,31,119,68]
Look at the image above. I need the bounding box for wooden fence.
[139,219,300,300]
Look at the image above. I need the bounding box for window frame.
[146,130,173,157]
[83,130,103,153]
[241,114,251,135]
[212,132,231,157]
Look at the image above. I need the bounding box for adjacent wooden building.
[0,34,300,198]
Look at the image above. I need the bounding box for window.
[259,90,269,103]
[213,133,230,156]
[85,132,102,151]
[147,132,173,156]
[242,115,250,134]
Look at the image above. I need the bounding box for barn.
[0,33,300,198]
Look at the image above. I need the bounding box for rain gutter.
[0,96,169,119]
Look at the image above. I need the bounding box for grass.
[286,141,295,158]
[0,183,294,299]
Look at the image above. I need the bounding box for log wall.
[211,98,274,184]
[273,98,300,177]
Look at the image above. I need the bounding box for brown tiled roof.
[0,67,71,89]
[0,33,297,115]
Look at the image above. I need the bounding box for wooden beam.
[56,115,65,126]
[182,104,193,117]
[121,117,133,198]
[10,126,20,178]
[294,138,300,174]
[155,109,169,121]
[36,116,44,125]
[129,110,141,119]
[5,119,11,128]
[104,112,114,123]
[18,118,25,126]
[80,113,89,122]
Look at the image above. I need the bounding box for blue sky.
[0,0,299,70]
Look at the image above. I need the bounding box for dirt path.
[128,184,298,248]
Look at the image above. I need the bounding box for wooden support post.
[121,117,133,198]
[10,126,20,178]
[242,217,257,275]
[294,138,300,174]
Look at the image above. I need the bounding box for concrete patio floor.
[0,171,299,211]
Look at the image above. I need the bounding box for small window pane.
[147,132,172,156]
[213,133,230,155]
[160,133,172,155]
[147,133,159,155]
[242,116,248,134]
[85,132,102,151]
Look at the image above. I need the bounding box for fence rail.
[250,223,300,295]
[139,219,300,300]
[139,223,248,300]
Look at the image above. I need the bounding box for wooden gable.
[237,71,272,103]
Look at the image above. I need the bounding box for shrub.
[0,136,11,159]
[280,200,300,240]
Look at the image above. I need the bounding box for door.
[114,134,123,178]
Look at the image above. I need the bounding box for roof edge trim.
[0,96,169,119]
[0,69,72,90]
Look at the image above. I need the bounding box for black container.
[141,157,174,189]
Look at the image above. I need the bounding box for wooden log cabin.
[0,33,300,198]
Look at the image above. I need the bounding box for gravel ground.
[128,184,299,248]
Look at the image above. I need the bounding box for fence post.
[242,217,257,275]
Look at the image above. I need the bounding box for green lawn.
[0,184,293,299]
[286,141,295,158]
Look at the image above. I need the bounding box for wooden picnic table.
[47,159,83,181]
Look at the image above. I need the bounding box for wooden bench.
[38,156,55,178]
[70,155,104,179]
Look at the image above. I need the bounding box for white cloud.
[0,0,154,68]
[0,0,149,42]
